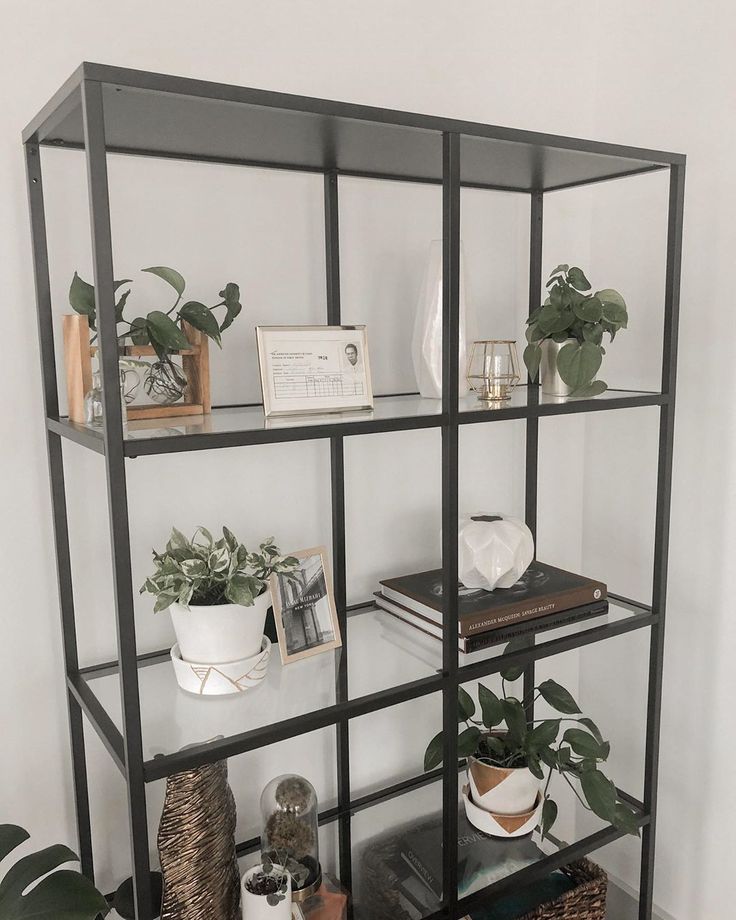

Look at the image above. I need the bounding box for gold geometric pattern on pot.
[468,755,514,795]
[190,650,269,694]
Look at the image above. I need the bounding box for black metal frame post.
[25,142,95,881]
[81,80,153,920]
[324,170,352,893]
[441,131,461,916]
[638,163,685,920]
[523,190,544,723]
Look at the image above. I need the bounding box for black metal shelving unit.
[24,62,684,920]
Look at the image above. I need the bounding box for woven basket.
[518,858,607,920]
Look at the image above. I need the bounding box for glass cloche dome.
[260,774,321,900]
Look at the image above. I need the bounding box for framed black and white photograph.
[256,325,373,417]
[270,546,342,664]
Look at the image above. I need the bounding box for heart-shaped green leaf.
[601,301,628,328]
[458,685,476,721]
[570,380,608,398]
[129,317,149,346]
[612,803,641,836]
[572,296,603,323]
[68,272,96,324]
[562,728,607,759]
[527,719,560,749]
[424,731,444,771]
[567,266,591,291]
[596,288,627,311]
[478,683,503,727]
[556,341,602,389]
[219,282,242,332]
[501,698,527,744]
[179,301,222,347]
[500,637,531,681]
[541,798,558,838]
[580,769,618,822]
[537,303,574,336]
[537,679,581,714]
[142,266,186,297]
[145,311,190,352]
[523,343,542,381]
[457,726,483,758]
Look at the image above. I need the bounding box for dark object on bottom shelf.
[357,805,606,920]
[157,759,240,920]
[113,872,163,919]
[465,859,607,920]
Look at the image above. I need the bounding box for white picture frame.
[269,546,342,665]
[256,325,373,417]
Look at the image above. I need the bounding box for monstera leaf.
[0,825,109,920]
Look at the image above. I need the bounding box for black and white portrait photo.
[270,547,342,663]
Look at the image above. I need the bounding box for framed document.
[256,325,373,417]
[269,546,342,665]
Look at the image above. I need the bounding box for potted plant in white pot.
[523,264,628,398]
[241,854,293,920]
[141,526,298,665]
[423,641,640,839]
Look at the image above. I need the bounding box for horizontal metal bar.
[124,411,447,457]
[458,610,659,684]
[544,163,668,193]
[79,647,169,679]
[459,391,667,427]
[143,672,445,781]
[47,417,105,454]
[67,673,126,776]
[458,811,650,916]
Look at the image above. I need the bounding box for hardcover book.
[375,593,609,653]
[379,561,606,637]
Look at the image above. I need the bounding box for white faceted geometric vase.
[412,239,473,399]
[458,512,534,591]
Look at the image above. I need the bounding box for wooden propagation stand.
[62,314,211,422]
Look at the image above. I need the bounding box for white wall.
[1,1,733,917]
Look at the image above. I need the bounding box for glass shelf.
[79,596,653,780]
[48,387,666,457]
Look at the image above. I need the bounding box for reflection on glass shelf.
[458,384,662,419]
[122,395,444,442]
[85,608,441,760]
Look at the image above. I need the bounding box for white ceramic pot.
[462,784,542,838]
[241,865,292,920]
[467,756,542,815]
[170,589,271,664]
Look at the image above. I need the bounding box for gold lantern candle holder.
[466,340,521,403]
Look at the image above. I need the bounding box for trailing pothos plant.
[69,266,242,391]
[523,264,628,397]
[140,526,298,611]
[423,641,640,839]
[0,824,110,920]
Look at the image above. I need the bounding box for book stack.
[375,561,607,654]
